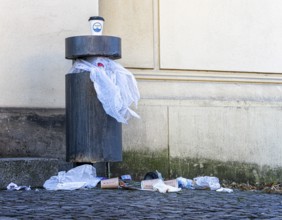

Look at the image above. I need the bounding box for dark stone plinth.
[0,158,58,189]
[0,108,65,160]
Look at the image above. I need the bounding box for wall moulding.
[130,69,282,84]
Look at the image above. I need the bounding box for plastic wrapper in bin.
[69,57,140,124]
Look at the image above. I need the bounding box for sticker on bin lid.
[121,175,132,181]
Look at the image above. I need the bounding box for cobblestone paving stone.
[0,188,281,219]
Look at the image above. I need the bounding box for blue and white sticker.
[93,22,102,33]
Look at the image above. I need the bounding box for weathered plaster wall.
[0,0,282,184]
[0,0,98,108]
[159,0,282,73]
[100,0,282,183]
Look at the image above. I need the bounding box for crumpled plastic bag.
[152,179,181,193]
[177,177,195,189]
[193,176,221,191]
[69,57,140,124]
[216,187,234,193]
[43,165,102,191]
[7,182,31,191]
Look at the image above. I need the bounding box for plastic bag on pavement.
[141,179,181,193]
[177,177,195,189]
[152,179,181,193]
[69,57,140,124]
[43,165,102,191]
[216,187,234,193]
[7,182,31,191]
[44,178,87,191]
[193,176,221,191]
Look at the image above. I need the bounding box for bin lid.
[65,35,121,60]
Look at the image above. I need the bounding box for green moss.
[110,149,169,181]
[170,157,282,184]
[111,150,282,184]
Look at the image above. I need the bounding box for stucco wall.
[0,0,282,183]
[0,0,98,108]
[160,0,282,73]
[100,0,282,181]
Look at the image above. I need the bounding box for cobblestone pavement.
[0,188,281,219]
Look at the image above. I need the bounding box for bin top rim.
[65,35,121,40]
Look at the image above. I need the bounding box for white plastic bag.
[69,57,140,124]
[193,176,221,191]
[176,177,195,189]
[152,179,181,193]
[216,187,234,193]
[43,165,101,190]
[7,182,31,191]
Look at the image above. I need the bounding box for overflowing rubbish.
[3,165,233,194]
[176,176,233,193]
[7,182,31,191]
[40,166,233,193]
[43,165,102,191]
[40,165,233,193]
[69,57,140,124]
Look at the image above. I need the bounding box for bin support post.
[106,162,111,178]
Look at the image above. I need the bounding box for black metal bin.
[65,35,122,163]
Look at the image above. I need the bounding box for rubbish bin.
[65,35,122,163]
